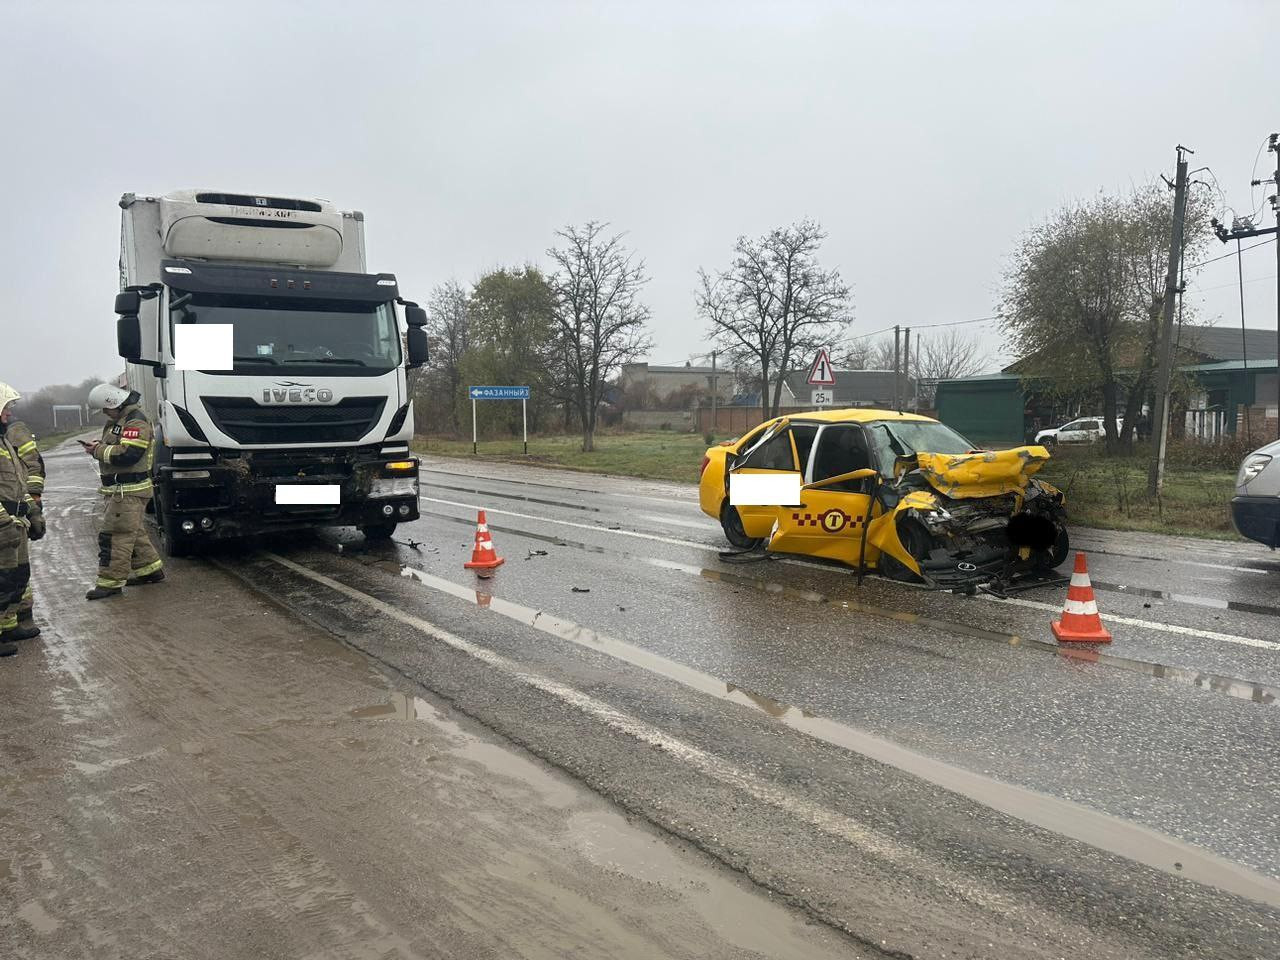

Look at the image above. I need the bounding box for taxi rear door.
[725,419,806,539]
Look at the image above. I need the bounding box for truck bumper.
[157,450,420,540]
[1231,495,1280,548]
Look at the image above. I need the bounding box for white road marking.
[982,594,1280,653]
[261,552,1013,912]
[420,495,709,549]
[637,513,719,531]
[419,466,687,506]
[420,496,1277,652]
[263,551,1280,909]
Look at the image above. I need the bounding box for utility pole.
[1274,134,1280,438]
[893,325,901,408]
[1148,145,1191,497]
[1210,132,1280,440]
[903,327,911,411]
[710,350,718,434]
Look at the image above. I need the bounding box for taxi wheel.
[720,504,761,550]
[1034,525,1070,569]
[878,518,931,583]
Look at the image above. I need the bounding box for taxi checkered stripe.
[789,510,864,529]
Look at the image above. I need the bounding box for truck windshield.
[169,290,401,376]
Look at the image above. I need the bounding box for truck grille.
[201,397,386,445]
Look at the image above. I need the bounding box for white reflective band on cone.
[1070,573,1092,588]
[1063,599,1099,616]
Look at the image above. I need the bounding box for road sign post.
[468,386,532,456]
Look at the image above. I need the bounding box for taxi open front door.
[766,469,878,565]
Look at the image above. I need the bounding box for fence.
[1235,405,1280,444]
[1184,408,1227,443]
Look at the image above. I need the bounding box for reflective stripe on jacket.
[95,404,155,498]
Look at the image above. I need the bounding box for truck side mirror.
[115,291,141,315]
[115,292,161,367]
[117,314,142,362]
[405,306,429,368]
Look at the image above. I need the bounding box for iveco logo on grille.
[261,383,334,404]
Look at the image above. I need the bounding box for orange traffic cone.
[1051,552,1112,644]
[464,510,505,572]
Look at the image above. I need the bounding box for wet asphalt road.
[9,446,1280,958]
[397,457,1280,878]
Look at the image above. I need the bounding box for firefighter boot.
[0,639,16,658]
[2,625,40,642]
[126,569,165,586]
[85,586,123,600]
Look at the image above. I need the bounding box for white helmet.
[0,382,19,413]
[88,383,132,411]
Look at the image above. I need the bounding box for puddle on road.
[348,691,580,809]
[394,561,1280,909]
[18,900,60,934]
[567,807,847,958]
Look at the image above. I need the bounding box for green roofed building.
[934,324,1279,447]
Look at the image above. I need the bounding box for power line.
[912,315,999,330]
[844,325,896,343]
[1188,235,1275,269]
[844,314,997,345]
[1185,272,1277,294]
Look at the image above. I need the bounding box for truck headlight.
[1239,454,1272,487]
[371,477,418,498]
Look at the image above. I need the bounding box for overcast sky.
[3,0,1277,392]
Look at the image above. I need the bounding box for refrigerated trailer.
[114,189,429,555]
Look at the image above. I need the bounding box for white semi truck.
[114,189,428,555]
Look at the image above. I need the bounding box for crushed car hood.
[912,445,1052,499]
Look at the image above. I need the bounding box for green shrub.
[703,431,715,445]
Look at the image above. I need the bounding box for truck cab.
[115,190,428,555]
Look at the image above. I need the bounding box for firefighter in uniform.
[83,383,164,600]
[0,384,39,655]
[1,383,46,628]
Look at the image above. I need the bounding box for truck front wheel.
[361,522,397,541]
[154,493,194,558]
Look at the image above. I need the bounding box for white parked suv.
[1035,417,1122,447]
[1232,439,1280,548]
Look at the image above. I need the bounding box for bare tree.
[547,221,653,452]
[840,336,896,371]
[425,280,471,431]
[911,329,988,380]
[698,220,851,419]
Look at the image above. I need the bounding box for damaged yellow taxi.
[698,409,1068,586]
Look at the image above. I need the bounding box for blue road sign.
[469,385,531,400]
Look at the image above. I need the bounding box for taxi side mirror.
[803,467,878,491]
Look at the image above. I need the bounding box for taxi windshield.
[867,420,973,471]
